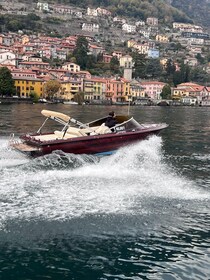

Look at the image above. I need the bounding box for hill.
[169,0,210,29]
[19,0,193,25]
[51,0,210,28]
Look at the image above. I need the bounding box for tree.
[110,56,120,73]
[132,52,147,79]
[190,67,210,84]
[161,84,171,99]
[172,62,190,86]
[73,36,89,69]
[145,59,163,78]
[30,91,39,103]
[74,91,84,105]
[0,67,15,96]
[44,80,61,100]
[173,70,182,86]
[165,59,176,76]
[195,53,206,64]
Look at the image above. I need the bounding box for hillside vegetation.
[21,0,192,25]
[170,0,210,28]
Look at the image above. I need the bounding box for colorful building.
[60,79,82,100]
[13,77,44,98]
[141,81,165,100]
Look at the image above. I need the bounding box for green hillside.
[170,0,210,28]
[56,0,192,24]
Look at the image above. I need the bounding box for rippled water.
[0,104,210,279]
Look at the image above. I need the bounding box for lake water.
[0,103,210,280]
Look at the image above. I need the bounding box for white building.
[146,17,158,26]
[0,50,16,66]
[62,62,80,72]
[136,20,145,26]
[122,23,136,33]
[37,2,50,12]
[139,29,150,38]
[173,22,203,33]
[82,23,99,32]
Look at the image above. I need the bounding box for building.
[130,80,145,101]
[0,50,16,66]
[132,43,149,55]
[146,17,158,26]
[0,34,15,46]
[141,81,165,100]
[173,23,203,33]
[82,23,99,32]
[60,79,82,100]
[103,54,112,64]
[18,61,50,70]
[122,24,136,33]
[37,2,50,12]
[155,34,169,43]
[13,76,44,98]
[62,62,80,72]
[119,55,133,68]
[112,51,123,60]
[148,49,159,59]
[91,77,106,101]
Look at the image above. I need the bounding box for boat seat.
[94,124,111,135]
[66,127,87,136]
[34,134,60,141]
[54,131,78,139]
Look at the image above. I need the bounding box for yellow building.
[83,79,94,100]
[127,40,136,48]
[122,79,131,101]
[171,88,189,99]
[92,78,106,100]
[155,34,169,43]
[130,80,145,100]
[14,77,44,98]
[22,35,30,45]
[60,80,82,100]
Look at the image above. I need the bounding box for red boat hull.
[26,127,165,157]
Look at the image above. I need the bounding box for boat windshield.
[115,117,143,131]
[88,115,143,131]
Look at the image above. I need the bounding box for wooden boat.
[10,110,168,157]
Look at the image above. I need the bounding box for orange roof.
[19,61,49,65]
[178,82,201,87]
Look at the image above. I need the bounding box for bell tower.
[120,55,133,81]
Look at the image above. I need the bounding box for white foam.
[0,136,209,229]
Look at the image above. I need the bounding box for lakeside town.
[0,1,210,106]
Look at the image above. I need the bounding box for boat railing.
[8,133,21,148]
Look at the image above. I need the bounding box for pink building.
[106,78,126,103]
[140,81,165,100]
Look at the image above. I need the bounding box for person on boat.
[105,111,117,128]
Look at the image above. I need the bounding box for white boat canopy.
[41,110,70,123]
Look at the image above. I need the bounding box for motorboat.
[63,100,78,105]
[9,110,168,157]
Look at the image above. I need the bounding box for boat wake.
[0,136,209,232]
